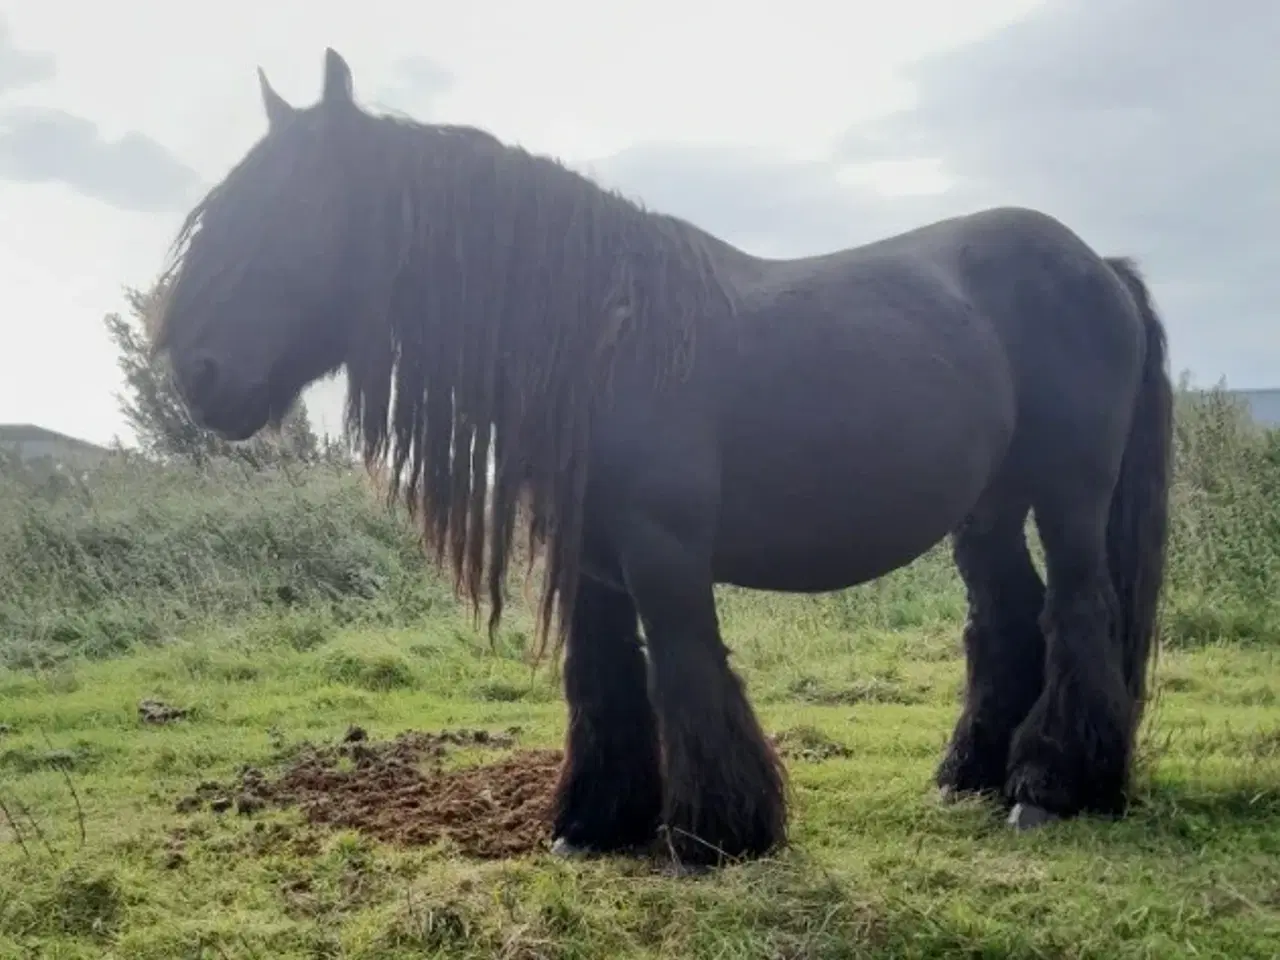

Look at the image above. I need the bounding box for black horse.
[152,49,1173,868]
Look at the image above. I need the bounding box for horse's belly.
[713,498,972,592]
[713,434,1003,591]
[711,341,1013,592]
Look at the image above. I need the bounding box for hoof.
[1007,802,1060,830]
[938,785,960,805]
[549,837,592,859]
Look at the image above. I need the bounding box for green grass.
[1,383,1279,957]
[0,617,1277,958]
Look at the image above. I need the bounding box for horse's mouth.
[187,387,273,443]
[214,417,267,443]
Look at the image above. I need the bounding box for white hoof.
[1007,802,1060,830]
[549,837,591,859]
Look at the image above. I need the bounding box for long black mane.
[332,114,737,652]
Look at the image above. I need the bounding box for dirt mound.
[770,726,855,762]
[139,698,187,724]
[178,728,563,859]
[174,725,849,860]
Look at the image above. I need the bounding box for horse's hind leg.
[937,493,1046,798]
[550,576,663,855]
[1006,479,1134,825]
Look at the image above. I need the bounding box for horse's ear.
[321,48,355,108]
[258,68,295,129]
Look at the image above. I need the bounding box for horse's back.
[931,207,1150,471]
[700,206,1145,592]
[815,205,1150,474]
[706,220,1018,590]
[731,204,1148,446]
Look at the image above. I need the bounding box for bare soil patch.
[177,727,562,858]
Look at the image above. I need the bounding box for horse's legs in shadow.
[550,576,663,855]
[619,517,787,867]
[938,494,1047,801]
[1006,484,1138,823]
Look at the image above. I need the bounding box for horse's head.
[153,49,380,441]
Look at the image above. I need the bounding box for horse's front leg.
[550,575,663,856]
[616,510,787,868]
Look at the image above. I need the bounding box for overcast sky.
[2,0,1276,445]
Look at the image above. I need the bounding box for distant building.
[1229,389,1280,427]
[0,424,113,470]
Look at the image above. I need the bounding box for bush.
[1163,384,1280,645]
[0,455,454,667]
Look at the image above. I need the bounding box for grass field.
[1,386,1279,958]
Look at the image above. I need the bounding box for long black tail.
[1103,256,1174,728]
